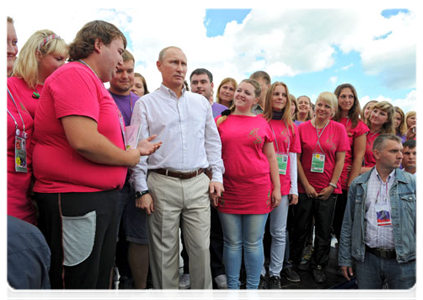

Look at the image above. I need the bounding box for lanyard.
[270,120,290,153]
[314,120,329,153]
[7,88,26,136]
[376,176,390,204]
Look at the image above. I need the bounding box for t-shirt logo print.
[248,128,263,144]
[325,134,336,151]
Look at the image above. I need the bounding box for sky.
[5,1,419,114]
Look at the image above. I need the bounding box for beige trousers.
[147,171,212,289]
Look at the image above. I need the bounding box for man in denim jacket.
[338,134,416,289]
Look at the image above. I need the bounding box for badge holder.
[276,152,288,175]
[14,129,28,173]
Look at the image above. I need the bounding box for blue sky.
[8,6,417,113]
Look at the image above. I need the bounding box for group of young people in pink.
[7,16,416,290]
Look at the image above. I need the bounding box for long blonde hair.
[13,29,68,89]
[263,81,294,132]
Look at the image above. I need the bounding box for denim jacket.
[338,167,416,266]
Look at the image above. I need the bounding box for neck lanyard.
[376,175,390,204]
[7,88,26,136]
[314,120,329,153]
[270,120,290,153]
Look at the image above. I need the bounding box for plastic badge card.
[125,124,141,150]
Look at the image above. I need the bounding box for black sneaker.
[268,276,281,289]
[282,267,300,283]
[312,266,326,284]
[258,275,266,289]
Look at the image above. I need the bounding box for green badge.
[311,152,325,173]
[276,153,288,175]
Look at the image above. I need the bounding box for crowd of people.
[7,17,416,291]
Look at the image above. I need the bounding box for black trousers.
[290,193,337,269]
[332,190,348,242]
[35,190,119,289]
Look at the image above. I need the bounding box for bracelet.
[329,182,337,189]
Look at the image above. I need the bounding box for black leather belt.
[150,168,203,180]
[366,245,396,259]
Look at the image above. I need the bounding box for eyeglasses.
[339,95,354,100]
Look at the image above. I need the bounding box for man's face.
[190,73,213,101]
[97,38,124,83]
[110,59,135,94]
[255,77,269,105]
[157,48,187,90]
[374,139,403,170]
[402,146,416,172]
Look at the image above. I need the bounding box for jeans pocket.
[62,211,96,267]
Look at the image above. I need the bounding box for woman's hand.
[288,194,298,205]
[406,125,416,140]
[304,184,318,198]
[271,188,282,208]
[317,186,335,201]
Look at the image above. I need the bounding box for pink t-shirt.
[7,88,36,225]
[32,62,127,193]
[364,132,380,167]
[298,120,350,194]
[217,115,274,214]
[268,119,301,195]
[339,118,369,190]
[7,76,43,118]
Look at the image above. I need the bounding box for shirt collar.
[373,168,396,184]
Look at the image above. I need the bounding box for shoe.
[312,266,326,284]
[258,275,266,289]
[214,274,228,289]
[282,267,300,283]
[225,291,239,300]
[297,261,310,271]
[118,276,134,289]
[131,289,157,300]
[179,273,191,289]
[268,276,281,289]
[247,291,260,300]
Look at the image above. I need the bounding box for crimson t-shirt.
[7,76,43,118]
[268,119,301,195]
[32,62,127,193]
[217,114,274,214]
[364,131,380,167]
[298,120,350,194]
[339,118,369,190]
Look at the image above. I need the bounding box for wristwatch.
[135,190,149,199]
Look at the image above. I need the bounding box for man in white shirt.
[402,140,420,178]
[130,46,224,289]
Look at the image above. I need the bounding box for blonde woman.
[8,29,68,117]
[216,77,237,108]
[361,101,395,173]
[216,79,281,289]
[405,111,416,140]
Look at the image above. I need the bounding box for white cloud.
[329,76,338,85]
[8,6,416,95]
[360,89,417,114]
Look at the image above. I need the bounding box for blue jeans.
[261,195,289,277]
[219,212,268,289]
[355,251,416,289]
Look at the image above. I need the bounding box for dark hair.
[403,139,416,149]
[333,83,362,128]
[69,20,127,61]
[249,70,271,85]
[190,68,213,83]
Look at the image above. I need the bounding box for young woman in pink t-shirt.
[332,83,369,245]
[362,101,395,173]
[215,79,281,289]
[259,82,301,288]
[291,92,349,284]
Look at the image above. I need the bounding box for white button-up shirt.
[129,84,224,192]
[365,168,396,249]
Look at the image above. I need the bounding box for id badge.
[276,153,288,175]
[311,152,325,173]
[376,203,392,226]
[15,134,27,173]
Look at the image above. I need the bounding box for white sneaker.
[179,273,191,289]
[214,274,228,289]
